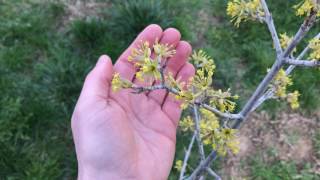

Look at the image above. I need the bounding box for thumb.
[80,55,114,99]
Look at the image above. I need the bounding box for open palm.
[72,25,195,180]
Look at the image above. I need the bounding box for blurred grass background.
[0,0,319,179]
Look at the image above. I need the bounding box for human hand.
[71,24,195,180]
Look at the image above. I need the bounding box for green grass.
[314,130,320,158]
[0,0,319,179]
[247,155,319,180]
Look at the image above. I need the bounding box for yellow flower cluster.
[191,50,216,73]
[227,0,264,27]
[174,160,183,172]
[176,50,238,112]
[208,89,239,112]
[272,69,293,98]
[173,50,219,108]
[176,90,195,109]
[135,58,160,81]
[309,38,320,60]
[179,116,194,132]
[165,72,194,109]
[271,69,300,109]
[153,40,176,59]
[199,109,220,145]
[191,50,216,91]
[111,73,133,92]
[179,108,239,155]
[201,129,239,155]
[128,41,151,62]
[279,33,296,52]
[294,0,320,17]
[287,90,300,109]
[220,128,240,155]
[128,41,176,83]
[199,109,239,155]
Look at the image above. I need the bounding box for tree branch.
[206,168,221,180]
[186,2,318,179]
[282,9,317,58]
[200,103,243,120]
[193,104,205,161]
[284,59,320,67]
[251,33,320,112]
[186,151,218,180]
[131,84,166,93]
[238,5,317,126]
[179,132,196,180]
[260,0,282,56]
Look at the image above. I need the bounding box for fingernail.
[96,55,110,67]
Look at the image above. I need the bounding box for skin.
[71,24,195,180]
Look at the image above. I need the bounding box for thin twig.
[260,0,282,56]
[285,40,312,74]
[200,103,243,120]
[131,84,166,93]
[206,168,221,180]
[186,151,218,180]
[193,104,206,161]
[284,59,320,67]
[132,83,242,121]
[179,132,196,180]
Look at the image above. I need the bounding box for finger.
[133,28,181,91]
[162,62,195,125]
[148,41,192,105]
[114,24,163,81]
[80,55,113,100]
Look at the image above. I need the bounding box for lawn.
[0,0,319,179]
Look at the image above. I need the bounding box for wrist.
[78,167,111,180]
[78,166,137,180]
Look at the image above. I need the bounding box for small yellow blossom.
[208,89,238,112]
[153,41,176,59]
[166,72,194,109]
[165,72,184,90]
[128,41,151,62]
[294,0,320,17]
[216,128,239,156]
[174,160,183,171]
[191,50,216,73]
[309,38,320,60]
[287,90,300,109]
[226,140,240,154]
[221,128,237,140]
[175,90,194,109]
[128,41,177,83]
[111,73,133,92]
[179,116,195,132]
[197,108,239,155]
[272,69,293,98]
[201,126,239,156]
[200,122,220,146]
[270,69,300,110]
[227,0,264,27]
[199,119,220,134]
[279,33,296,52]
[190,50,216,93]
[111,73,122,92]
[200,108,218,122]
[135,57,161,82]
[193,69,213,91]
